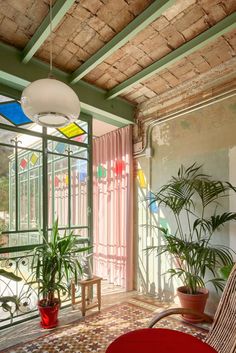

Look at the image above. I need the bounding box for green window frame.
[0,112,93,255]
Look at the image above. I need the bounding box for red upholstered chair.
[148,264,236,353]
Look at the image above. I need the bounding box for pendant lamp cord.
[49,0,53,77]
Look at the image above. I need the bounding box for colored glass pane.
[54,176,60,187]
[114,160,125,175]
[77,160,87,182]
[78,172,87,182]
[0,101,32,126]
[137,169,147,188]
[97,165,106,179]
[65,174,69,186]
[54,142,66,154]
[20,158,27,169]
[73,135,86,143]
[58,123,86,139]
[147,191,158,213]
[30,152,39,166]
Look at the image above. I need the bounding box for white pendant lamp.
[21,0,80,128]
[21,78,80,128]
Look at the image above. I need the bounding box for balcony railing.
[0,251,84,329]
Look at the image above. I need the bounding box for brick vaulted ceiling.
[0,0,235,122]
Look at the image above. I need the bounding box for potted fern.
[32,220,91,328]
[149,164,235,322]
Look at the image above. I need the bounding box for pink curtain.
[93,125,133,290]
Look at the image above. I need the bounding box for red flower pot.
[38,299,60,329]
[177,286,209,323]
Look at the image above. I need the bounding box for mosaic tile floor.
[2,298,208,353]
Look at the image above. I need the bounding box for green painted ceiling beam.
[70,0,174,84]
[22,0,76,64]
[0,42,134,125]
[0,82,23,99]
[107,12,236,99]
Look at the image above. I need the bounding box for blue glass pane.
[147,191,158,214]
[54,142,66,154]
[77,160,87,182]
[0,101,32,126]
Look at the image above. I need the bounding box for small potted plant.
[148,164,236,322]
[31,220,91,328]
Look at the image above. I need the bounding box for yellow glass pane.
[58,123,86,139]
[30,152,39,165]
[137,169,147,188]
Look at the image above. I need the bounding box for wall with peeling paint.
[135,95,236,314]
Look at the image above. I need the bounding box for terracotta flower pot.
[38,299,60,329]
[177,286,209,323]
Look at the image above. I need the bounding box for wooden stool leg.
[71,280,76,309]
[87,284,92,304]
[81,284,86,316]
[97,281,101,311]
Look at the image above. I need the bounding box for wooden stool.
[71,276,102,316]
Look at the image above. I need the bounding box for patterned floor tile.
[2,301,208,353]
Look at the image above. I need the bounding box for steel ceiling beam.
[70,0,174,84]
[0,42,134,125]
[22,0,76,64]
[107,12,236,99]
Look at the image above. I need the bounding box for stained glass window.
[58,122,86,139]
[0,101,32,126]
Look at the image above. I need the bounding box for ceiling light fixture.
[21,0,80,128]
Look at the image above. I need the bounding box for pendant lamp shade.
[21,78,81,128]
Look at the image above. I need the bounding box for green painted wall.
[135,95,236,313]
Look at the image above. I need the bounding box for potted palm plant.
[32,220,91,328]
[149,163,236,322]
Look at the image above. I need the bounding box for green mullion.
[42,128,48,242]
[47,226,89,231]
[0,124,87,148]
[48,150,88,161]
[0,142,37,151]
[1,229,42,235]
[0,244,38,254]
[48,134,88,148]
[0,122,43,137]
[15,146,42,154]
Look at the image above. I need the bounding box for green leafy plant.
[31,220,91,307]
[149,163,236,295]
[218,263,234,280]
